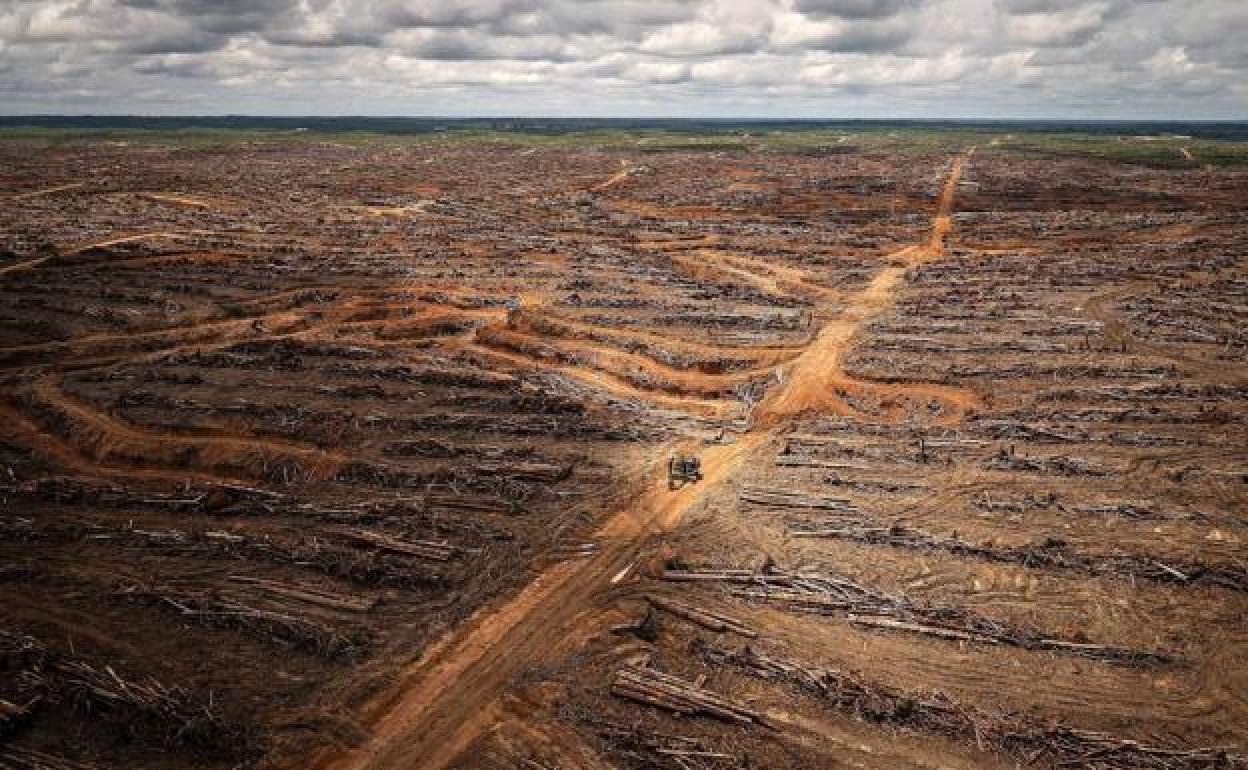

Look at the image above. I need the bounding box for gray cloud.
[0,0,1243,118]
[794,0,920,20]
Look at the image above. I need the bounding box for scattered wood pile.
[788,520,1248,591]
[583,717,741,770]
[822,474,927,494]
[0,513,454,590]
[115,581,365,658]
[661,567,1170,665]
[0,630,250,758]
[738,486,861,512]
[610,664,766,726]
[646,596,757,638]
[0,697,39,740]
[226,575,377,613]
[986,449,1111,477]
[0,746,100,770]
[700,643,1245,770]
[331,526,461,562]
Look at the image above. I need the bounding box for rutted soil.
[1,137,1244,770]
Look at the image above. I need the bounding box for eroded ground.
[1,134,1245,770]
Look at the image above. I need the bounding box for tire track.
[308,149,978,770]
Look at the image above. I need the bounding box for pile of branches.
[788,519,1248,592]
[11,476,285,515]
[700,643,1245,770]
[0,630,250,757]
[986,450,1111,477]
[334,460,542,504]
[663,566,1170,665]
[115,582,364,659]
[576,714,742,770]
[3,516,452,591]
[236,529,453,589]
[0,746,100,769]
[57,660,238,750]
[0,697,39,741]
[610,664,765,726]
[15,474,517,547]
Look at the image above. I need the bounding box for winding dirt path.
[590,160,634,192]
[27,376,345,481]
[138,192,232,209]
[0,254,57,277]
[0,230,214,277]
[5,183,84,202]
[307,149,976,770]
[0,401,249,486]
[460,340,739,419]
[64,230,213,254]
[757,152,975,424]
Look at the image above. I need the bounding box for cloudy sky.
[1,0,1245,118]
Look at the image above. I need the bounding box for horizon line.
[2,114,1247,123]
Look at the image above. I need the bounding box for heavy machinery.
[668,455,703,489]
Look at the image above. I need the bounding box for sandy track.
[0,254,57,276]
[65,230,213,254]
[138,192,234,209]
[757,151,977,424]
[460,340,738,419]
[477,322,775,396]
[26,376,345,481]
[0,401,249,486]
[5,183,84,201]
[0,230,214,277]
[309,149,977,770]
[312,433,765,770]
[590,160,634,192]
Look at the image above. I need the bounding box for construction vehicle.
[668,455,703,489]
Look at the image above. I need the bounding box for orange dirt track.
[3,134,1245,770]
[310,151,976,770]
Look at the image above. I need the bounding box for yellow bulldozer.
[668,455,703,490]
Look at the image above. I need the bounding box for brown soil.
[1,138,1244,770]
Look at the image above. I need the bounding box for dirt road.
[0,230,211,277]
[312,150,975,770]
[591,160,634,192]
[5,183,84,201]
[26,375,346,482]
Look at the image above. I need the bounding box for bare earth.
[0,136,1245,770]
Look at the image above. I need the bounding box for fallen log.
[227,575,377,613]
[848,614,1001,645]
[0,746,100,770]
[665,566,1172,664]
[646,595,757,638]
[331,526,459,561]
[701,643,1242,770]
[661,568,758,583]
[0,697,39,740]
[788,519,1248,592]
[611,665,764,726]
[115,583,363,658]
[740,486,861,512]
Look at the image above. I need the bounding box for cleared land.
[0,130,1246,770]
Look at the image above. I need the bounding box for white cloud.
[1003,1,1111,46]
[0,0,1243,117]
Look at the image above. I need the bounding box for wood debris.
[646,595,757,638]
[610,664,766,726]
[662,566,1172,665]
[700,643,1244,770]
